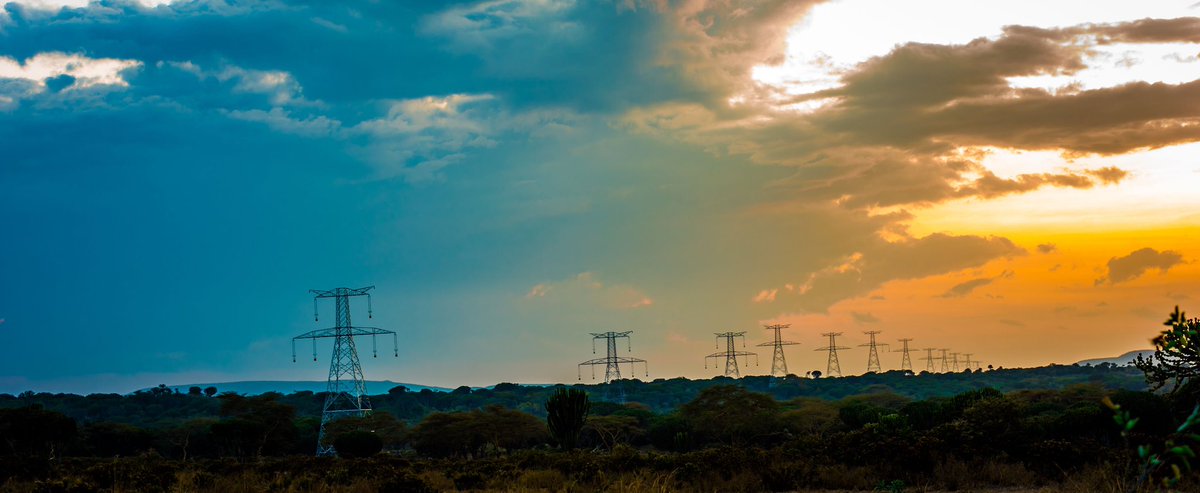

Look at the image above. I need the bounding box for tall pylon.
[815,332,850,377]
[939,349,950,373]
[860,331,888,373]
[962,353,974,371]
[292,286,397,457]
[921,348,937,373]
[578,331,648,383]
[950,352,961,372]
[705,331,757,378]
[895,338,914,372]
[757,323,799,377]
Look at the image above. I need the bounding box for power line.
[895,338,914,372]
[292,286,397,457]
[578,331,648,383]
[920,348,937,373]
[757,323,799,377]
[860,330,888,373]
[705,331,757,378]
[815,332,850,377]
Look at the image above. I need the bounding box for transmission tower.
[860,331,888,373]
[292,286,397,457]
[962,353,975,371]
[939,348,950,372]
[578,331,648,383]
[894,338,914,372]
[920,348,937,373]
[757,324,799,377]
[705,331,757,378]
[815,332,850,377]
[950,352,961,372]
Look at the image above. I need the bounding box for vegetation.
[545,387,589,449]
[2,311,1198,491]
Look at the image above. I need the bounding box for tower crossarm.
[310,286,374,298]
[756,340,799,346]
[292,326,396,339]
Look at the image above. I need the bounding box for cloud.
[850,311,879,324]
[524,272,653,310]
[224,107,340,137]
[940,277,995,298]
[1096,247,1185,284]
[0,52,141,108]
[773,233,1024,312]
[1037,243,1058,254]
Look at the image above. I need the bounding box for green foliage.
[1136,306,1200,393]
[545,387,590,449]
[209,394,298,457]
[0,405,76,458]
[1106,397,1200,491]
[680,386,781,446]
[323,411,408,451]
[333,430,383,458]
[409,405,548,457]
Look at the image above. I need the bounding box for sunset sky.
[1,0,1198,393]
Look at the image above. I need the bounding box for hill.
[1076,349,1153,367]
[154,380,449,396]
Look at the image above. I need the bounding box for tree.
[324,412,408,451]
[188,386,203,396]
[544,387,589,449]
[203,386,218,397]
[1135,306,1200,393]
[811,370,823,379]
[210,394,298,457]
[679,385,781,446]
[410,406,547,457]
[0,406,77,458]
[334,430,383,458]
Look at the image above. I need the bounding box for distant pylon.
[860,331,888,373]
[757,324,799,377]
[950,352,961,372]
[895,338,914,372]
[815,332,850,377]
[962,353,974,371]
[705,331,757,378]
[921,348,936,373]
[292,286,397,457]
[939,349,950,372]
[578,331,648,383]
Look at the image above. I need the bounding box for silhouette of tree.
[188,386,203,396]
[545,387,589,449]
[334,430,383,458]
[203,386,217,397]
[1136,306,1200,393]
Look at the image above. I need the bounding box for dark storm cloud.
[1096,248,1185,285]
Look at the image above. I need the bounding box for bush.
[334,430,383,458]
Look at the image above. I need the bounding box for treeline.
[0,382,1189,491]
[1,362,1145,428]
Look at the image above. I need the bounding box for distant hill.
[153,380,451,396]
[1076,350,1154,367]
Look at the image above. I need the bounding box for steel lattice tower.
[860,331,888,373]
[815,332,850,377]
[921,348,937,373]
[757,324,799,377]
[962,353,975,371]
[950,352,961,372]
[292,286,397,457]
[578,331,648,383]
[939,348,950,373]
[705,331,757,378]
[895,338,914,372]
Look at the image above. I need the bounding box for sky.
[1,0,1199,394]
